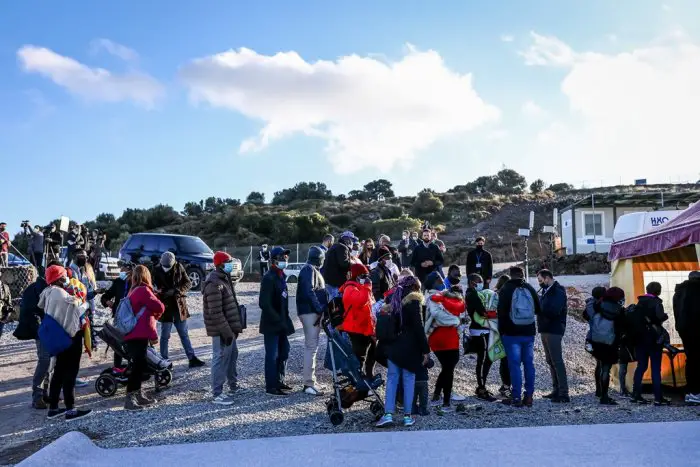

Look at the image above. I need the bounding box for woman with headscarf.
[589,287,627,405]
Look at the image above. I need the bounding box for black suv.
[118,233,243,291]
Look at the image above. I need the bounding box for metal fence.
[221,243,319,273]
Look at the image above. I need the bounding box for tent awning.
[608,202,700,261]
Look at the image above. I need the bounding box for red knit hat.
[213,251,233,266]
[45,265,67,285]
[350,263,369,280]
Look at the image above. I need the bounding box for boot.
[135,390,155,406]
[412,381,430,416]
[124,392,144,411]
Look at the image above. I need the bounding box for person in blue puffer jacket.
[297,246,328,396]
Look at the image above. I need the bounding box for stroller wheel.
[329,410,344,426]
[155,369,172,388]
[95,374,118,397]
[370,401,384,420]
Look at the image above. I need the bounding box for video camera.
[20,220,31,229]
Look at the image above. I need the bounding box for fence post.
[296,243,300,263]
[249,246,253,273]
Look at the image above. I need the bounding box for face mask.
[448,276,460,285]
[351,250,360,258]
[262,247,267,251]
[402,235,408,240]
[162,265,173,272]
[619,299,626,307]
[358,278,367,285]
[277,261,287,270]
[76,257,87,267]
[476,283,484,291]
[119,271,128,281]
[223,263,234,274]
[385,260,394,268]
[62,277,70,287]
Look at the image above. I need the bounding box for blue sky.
[1,0,698,233]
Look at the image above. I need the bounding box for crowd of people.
[3,227,700,429]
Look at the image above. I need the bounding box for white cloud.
[519,32,577,67]
[486,129,509,140]
[90,38,139,62]
[17,45,164,107]
[521,100,545,117]
[179,45,500,173]
[500,34,514,43]
[525,31,700,182]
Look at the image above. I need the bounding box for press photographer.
[21,221,44,268]
[44,223,62,262]
[66,224,85,268]
[89,229,106,270]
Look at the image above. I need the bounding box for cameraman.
[0,222,10,267]
[22,222,45,269]
[45,224,62,261]
[89,230,105,271]
[65,225,84,268]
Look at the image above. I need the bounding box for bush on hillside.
[380,205,404,219]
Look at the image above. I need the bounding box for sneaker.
[523,395,533,408]
[32,399,48,410]
[303,386,325,396]
[430,398,442,407]
[475,387,497,402]
[440,405,454,413]
[542,391,558,399]
[654,398,672,407]
[47,408,67,419]
[498,386,512,399]
[450,393,467,402]
[74,378,89,388]
[502,398,523,407]
[552,395,571,403]
[227,386,249,396]
[213,394,234,405]
[376,413,393,428]
[620,390,633,399]
[403,415,416,427]
[188,357,206,368]
[685,393,700,406]
[135,391,155,406]
[124,393,143,411]
[65,409,92,422]
[266,389,289,397]
[600,397,619,406]
[278,383,293,391]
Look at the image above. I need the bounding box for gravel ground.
[1,277,698,464]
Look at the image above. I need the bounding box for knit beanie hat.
[45,265,67,285]
[604,286,625,302]
[160,251,176,268]
[377,246,391,260]
[350,263,369,280]
[213,251,233,266]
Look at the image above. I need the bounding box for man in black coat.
[410,229,444,285]
[259,246,295,396]
[398,230,417,270]
[467,236,494,289]
[322,231,356,299]
[674,271,700,404]
[259,244,270,277]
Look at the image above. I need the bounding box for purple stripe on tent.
[608,202,700,261]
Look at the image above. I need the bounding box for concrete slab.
[18,421,700,467]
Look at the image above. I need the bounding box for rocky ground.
[1,277,699,465]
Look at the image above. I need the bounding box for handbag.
[462,328,472,354]
[239,305,247,330]
[38,315,73,356]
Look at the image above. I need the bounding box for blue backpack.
[510,285,536,326]
[38,314,73,356]
[114,294,146,335]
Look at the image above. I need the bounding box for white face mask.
[351,250,360,258]
[385,260,394,268]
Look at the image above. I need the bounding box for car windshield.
[174,236,213,254]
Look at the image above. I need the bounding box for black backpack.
[328,295,345,328]
[376,308,399,342]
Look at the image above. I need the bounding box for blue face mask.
[223,263,234,274]
[476,283,484,291]
[119,271,128,281]
[277,261,288,270]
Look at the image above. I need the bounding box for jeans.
[597,360,614,400]
[211,336,239,396]
[502,335,536,400]
[263,333,290,391]
[385,359,415,414]
[48,332,83,410]
[633,343,663,401]
[326,285,340,301]
[0,321,3,339]
[541,333,569,397]
[125,339,148,393]
[160,316,196,360]
[434,349,460,405]
[33,339,52,403]
[348,333,376,378]
[299,314,321,387]
[680,332,699,395]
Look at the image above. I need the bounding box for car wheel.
[187,268,204,291]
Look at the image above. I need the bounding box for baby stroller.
[322,311,384,426]
[94,322,173,397]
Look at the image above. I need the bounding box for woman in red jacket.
[339,263,376,378]
[425,273,465,411]
[124,265,165,411]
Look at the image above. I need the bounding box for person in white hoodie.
[38,265,93,421]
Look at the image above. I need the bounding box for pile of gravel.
[2,281,699,455]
